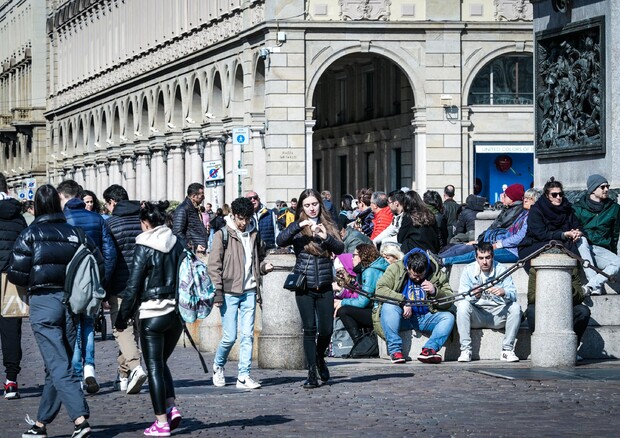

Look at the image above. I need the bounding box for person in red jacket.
[370,191,394,241]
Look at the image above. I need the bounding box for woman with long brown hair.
[398,190,440,254]
[276,188,344,389]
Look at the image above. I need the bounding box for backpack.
[176,249,216,324]
[329,317,354,357]
[64,228,106,317]
[346,331,379,358]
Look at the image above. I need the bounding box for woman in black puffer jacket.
[8,185,102,438]
[276,188,344,389]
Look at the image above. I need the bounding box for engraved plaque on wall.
[535,17,605,158]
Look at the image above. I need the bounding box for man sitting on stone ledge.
[456,242,521,363]
[374,249,454,364]
[573,174,620,295]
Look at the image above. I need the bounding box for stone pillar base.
[531,332,577,367]
[258,334,305,369]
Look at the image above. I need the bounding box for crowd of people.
[0,171,618,437]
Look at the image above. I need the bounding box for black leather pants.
[140,312,183,415]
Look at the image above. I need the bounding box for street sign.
[232,127,250,145]
[203,159,224,182]
[234,168,248,175]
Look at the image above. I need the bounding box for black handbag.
[283,273,306,292]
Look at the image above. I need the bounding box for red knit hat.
[504,183,525,202]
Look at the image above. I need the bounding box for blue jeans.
[444,248,518,266]
[214,290,256,378]
[380,303,455,355]
[72,314,95,379]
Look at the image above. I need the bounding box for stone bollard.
[258,253,305,369]
[531,253,577,367]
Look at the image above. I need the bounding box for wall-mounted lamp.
[440,94,453,106]
[218,134,229,157]
[440,95,458,121]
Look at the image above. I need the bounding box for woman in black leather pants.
[115,201,184,437]
[276,189,344,389]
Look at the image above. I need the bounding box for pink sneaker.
[167,406,182,431]
[144,420,170,437]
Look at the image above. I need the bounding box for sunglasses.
[549,192,564,199]
[246,195,259,201]
[599,184,610,190]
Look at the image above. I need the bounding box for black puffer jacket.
[105,200,143,295]
[115,227,184,330]
[8,213,104,293]
[0,198,27,272]
[276,221,344,289]
[172,197,208,250]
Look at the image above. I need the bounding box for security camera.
[258,48,270,60]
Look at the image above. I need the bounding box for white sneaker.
[83,364,100,394]
[236,376,261,389]
[500,350,520,362]
[457,350,472,362]
[118,377,128,392]
[212,365,226,387]
[126,365,147,394]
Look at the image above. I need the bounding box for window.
[468,55,534,105]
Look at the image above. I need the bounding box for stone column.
[120,150,136,198]
[258,253,305,369]
[169,146,185,202]
[150,150,166,201]
[530,253,578,367]
[136,153,151,201]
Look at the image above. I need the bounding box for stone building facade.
[6,0,535,206]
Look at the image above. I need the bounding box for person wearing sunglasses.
[572,174,620,296]
[518,177,590,351]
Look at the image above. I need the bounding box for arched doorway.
[311,53,415,206]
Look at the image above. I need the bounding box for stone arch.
[87,114,95,153]
[100,108,108,145]
[154,88,166,133]
[252,57,266,114]
[170,84,183,130]
[306,44,424,109]
[189,76,202,124]
[462,46,534,105]
[211,69,224,118]
[67,121,74,151]
[76,118,85,153]
[230,62,244,117]
[126,100,136,143]
[111,105,121,146]
[139,94,149,136]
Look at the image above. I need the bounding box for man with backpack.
[208,197,273,389]
[173,183,209,258]
[58,180,117,394]
[0,173,27,399]
[103,184,148,394]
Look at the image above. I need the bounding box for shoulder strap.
[75,227,87,246]
[181,323,209,373]
[222,227,229,250]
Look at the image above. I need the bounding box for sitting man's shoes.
[581,285,593,297]
[127,365,147,394]
[316,355,330,382]
[500,350,520,362]
[4,380,20,399]
[457,350,472,362]
[590,287,604,296]
[303,366,319,389]
[390,352,406,364]
[426,250,444,268]
[23,416,47,437]
[417,347,442,364]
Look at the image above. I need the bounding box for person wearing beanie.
[573,174,620,295]
[485,183,526,233]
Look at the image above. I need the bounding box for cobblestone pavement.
[1,320,619,437]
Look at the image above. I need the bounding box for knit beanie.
[587,174,607,193]
[504,183,525,202]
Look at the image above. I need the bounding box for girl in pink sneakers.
[115,201,184,436]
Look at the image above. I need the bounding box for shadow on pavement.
[201,414,293,430]
[333,372,415,384]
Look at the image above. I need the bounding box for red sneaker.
[390,352,406,364]
[417,348,442,364]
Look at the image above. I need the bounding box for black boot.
[303,365,319,389]
[316,354,330,383]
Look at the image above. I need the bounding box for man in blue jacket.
[58,180,116,394]
[245,190,278,249]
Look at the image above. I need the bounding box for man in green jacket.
[573,174,620,295]
[374,249,454,364]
